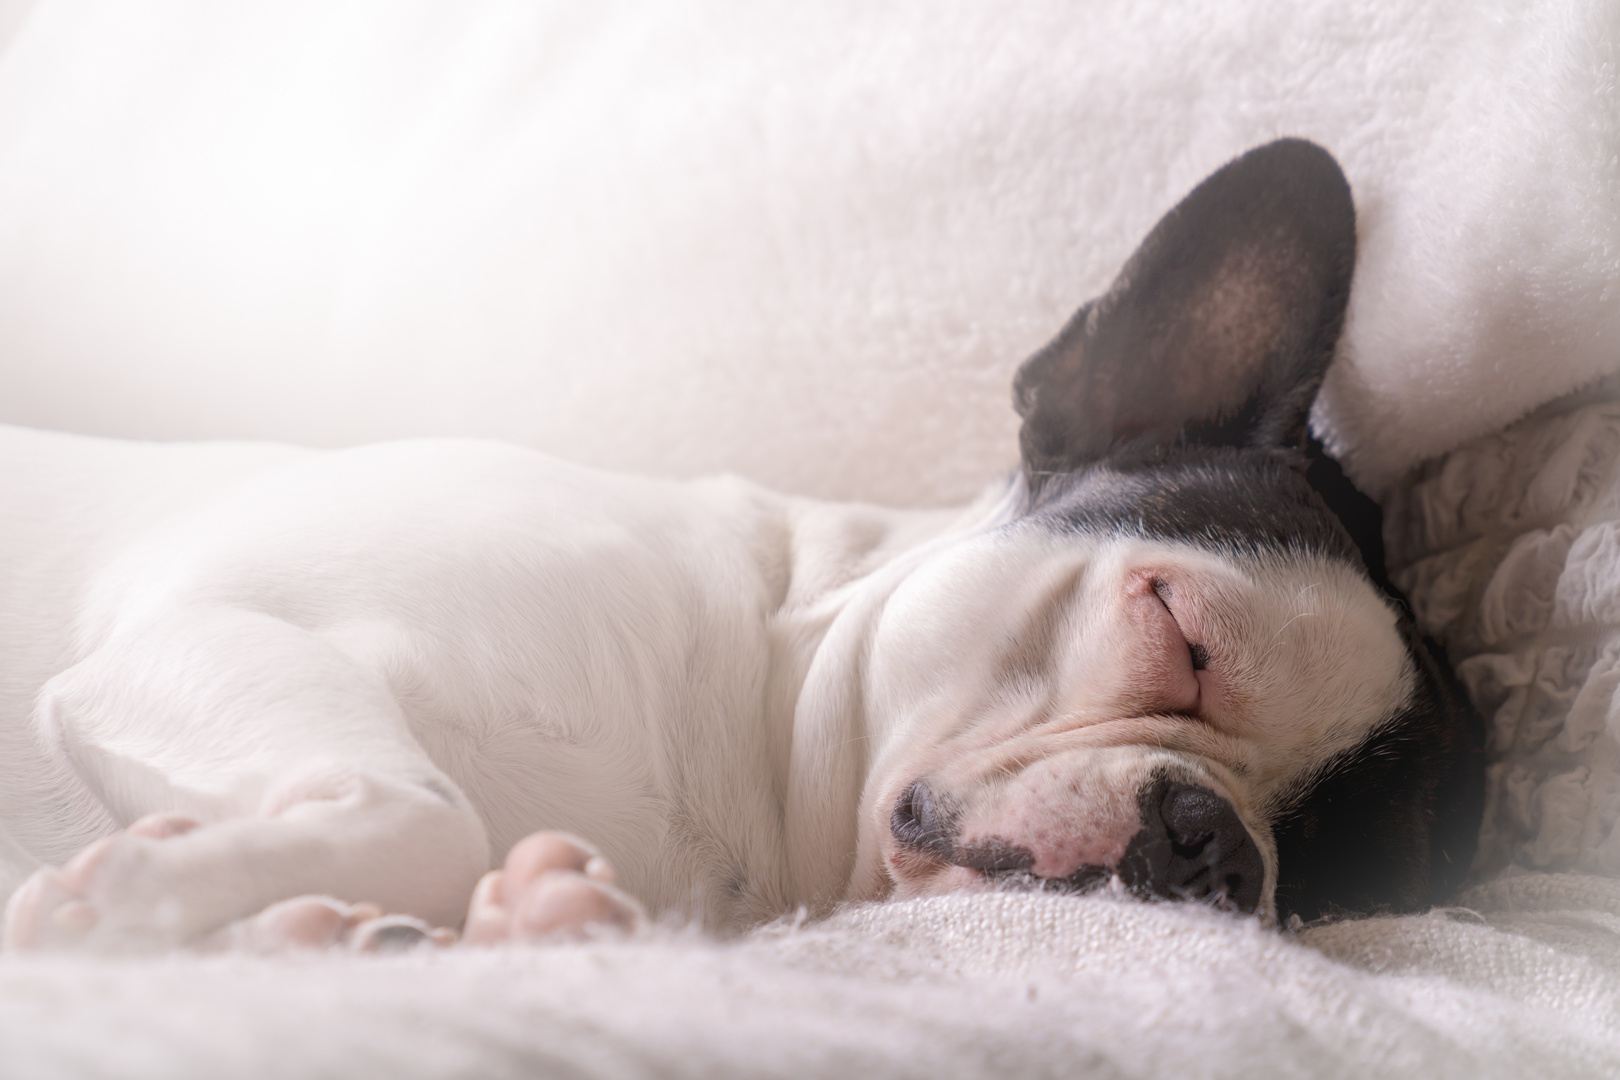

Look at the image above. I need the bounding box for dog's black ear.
[1013,138,1356,474]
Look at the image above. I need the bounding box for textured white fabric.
[1388,379,1620,878]
[0,0,1613,501]
[2,876,1618,1079]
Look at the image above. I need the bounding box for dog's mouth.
[886,773,1269,915]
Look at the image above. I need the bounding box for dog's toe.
[3,869,84,950]
[3,816,212,952]
[207,895,361,951]
[516,871,642,937]
[124,813,201,841]
[269,896,376,949]
[208,896,456,953]
[5,833,134,951]
[504,831,616,888]
[461,831,644,946]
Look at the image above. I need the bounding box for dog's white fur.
[0,419,1408,948]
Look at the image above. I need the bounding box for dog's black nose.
[1118,780,1265,912]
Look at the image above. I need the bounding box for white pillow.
[0,0,1613,503]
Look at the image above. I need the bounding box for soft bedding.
[3,875,1620,1077]
[1,1,1619,1078]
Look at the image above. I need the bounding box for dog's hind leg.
[2,606,490,953]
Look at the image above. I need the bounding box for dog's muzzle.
[891,776,1265,913]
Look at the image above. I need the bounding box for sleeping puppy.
[0,138,1483,952]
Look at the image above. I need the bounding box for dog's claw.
[583,855,615,886]
[348,914,451,952]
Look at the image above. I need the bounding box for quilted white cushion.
[1389,380,1620,877]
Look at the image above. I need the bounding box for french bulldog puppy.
[1,138,1482,952]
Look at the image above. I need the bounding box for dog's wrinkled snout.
[1117,779,1264,913]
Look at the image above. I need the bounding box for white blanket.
[3,874,1619,1079]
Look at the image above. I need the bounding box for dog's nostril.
[891,781,955,860]
[1118,780,1265,913]
[1162,784,1222,857]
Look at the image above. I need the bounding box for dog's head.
[855,139,1484,922]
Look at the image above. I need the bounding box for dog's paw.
[461,831,645,946]
[3,812,203,952]
[206,896,457,953]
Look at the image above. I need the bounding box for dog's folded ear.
[1013,138,1356,474]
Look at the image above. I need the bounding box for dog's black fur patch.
[1008,138,1484,920]
[1268,634,1484,921]
[1025,446,1358,561]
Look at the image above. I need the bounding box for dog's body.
[0,140,1483,951]
[0,427,975,935]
